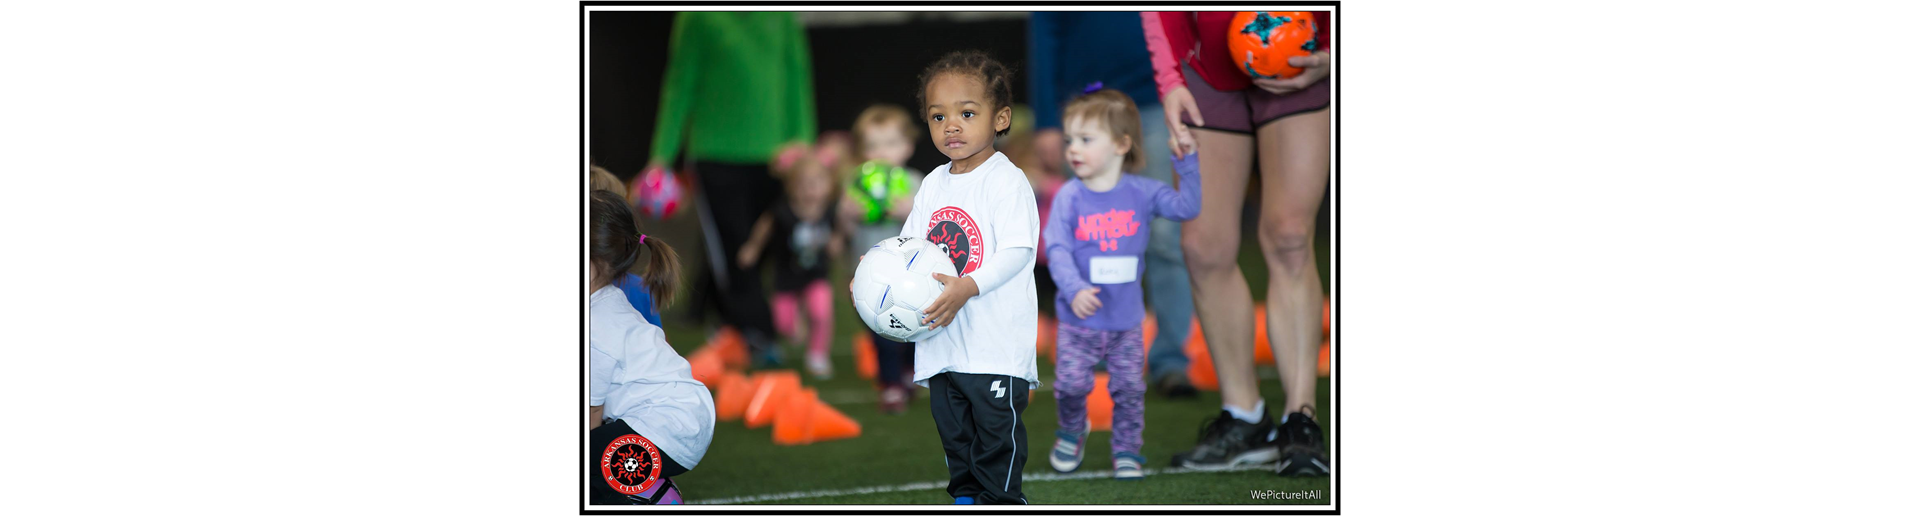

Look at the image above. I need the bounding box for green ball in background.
[849,160,914,224]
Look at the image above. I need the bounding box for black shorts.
[588,418,688,505]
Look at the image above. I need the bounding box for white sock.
[1224,399,1265,424]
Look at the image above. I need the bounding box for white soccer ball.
[851,236,959,343]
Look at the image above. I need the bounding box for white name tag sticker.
[1088,256,1139,284]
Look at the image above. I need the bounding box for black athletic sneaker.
[1275,411,1330,476]
[1169,410,1280,470]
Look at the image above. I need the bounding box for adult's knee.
[1258,217,1314,275]
[1180,225,1239,273]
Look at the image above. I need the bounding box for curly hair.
[916,50,1016,137]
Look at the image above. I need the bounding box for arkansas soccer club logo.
[600,434,662,496]
[926,206,983,275]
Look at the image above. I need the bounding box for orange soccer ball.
[1226,11,1319,79]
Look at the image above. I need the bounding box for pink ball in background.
[631,166,683,219]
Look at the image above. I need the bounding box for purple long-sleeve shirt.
[1044,154,1202,331]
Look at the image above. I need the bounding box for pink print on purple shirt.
[1075,209,1140,252]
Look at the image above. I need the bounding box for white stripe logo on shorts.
[990,380,1006,399]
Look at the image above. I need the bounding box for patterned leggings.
[1053,322,1147,454]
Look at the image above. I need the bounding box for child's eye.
[932,114,944,122]
[962,111,975,119]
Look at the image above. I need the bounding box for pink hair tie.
[637,234,648,245]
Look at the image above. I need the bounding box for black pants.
[929,372,1030,504]
[692,161,782,353]
[589,419,688,505]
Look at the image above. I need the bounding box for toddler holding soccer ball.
[1042,87,1203,479]
[851,50,1041,505]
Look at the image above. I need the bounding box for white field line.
[687,464,1273,505]
[815,369,1280,406]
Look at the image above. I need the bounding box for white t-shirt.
[588,286,715,469]
[899,151,1041,388]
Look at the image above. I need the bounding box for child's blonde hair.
[1063,89,1147,173]
[778,146,838,200]
[589,164,627,201]
[851,104,919,159]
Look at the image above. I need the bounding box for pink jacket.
[1141,11,1333,97]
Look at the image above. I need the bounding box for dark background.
[587,11,1028,179]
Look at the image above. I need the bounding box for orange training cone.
[1253,303,1275,366]
[714,371,754,421]
[744,370,800,429]
[1186,320,1218,391]
[771,387,817,444]
[773,387,863,445]
[1087,373,1114,431]
[854,333,877,380]
[1322,298,1331,335]
[687,349,726,387]
[1317,339,1331,377]
[807,403,862,443]
[706,326,748,371]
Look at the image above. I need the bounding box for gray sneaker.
[1113,451,1145,480]
[1049,420,1092,473]
[1169,410,1281,471]
[1275,411,1331,476]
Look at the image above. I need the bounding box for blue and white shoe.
[1113,451,1146,480]
[1049,420,1091,473]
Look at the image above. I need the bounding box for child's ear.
[996,106,1013,134]
[1115,133,1132,156]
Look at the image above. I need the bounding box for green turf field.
[643,211,1334,505]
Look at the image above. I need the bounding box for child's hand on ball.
[848,254,863,293]
[921,273,979,329]
[1070,288,1103,318]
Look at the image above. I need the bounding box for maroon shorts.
[1178,63,1330,134]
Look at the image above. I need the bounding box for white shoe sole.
[1175,447,1281,471]
[1050,453,1082,473]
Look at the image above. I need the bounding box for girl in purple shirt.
[1041,88,1202,479]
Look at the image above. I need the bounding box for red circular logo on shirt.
[600,434,663,496]
[927,206,982,275]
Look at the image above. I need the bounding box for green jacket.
[648,12,817,166]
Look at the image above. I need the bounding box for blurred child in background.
[1031,12,1200,397]
[592,165,663,326]
[838,104,926,414]
[998,104,1066,315]
[1042,89,1202,479]
[740,145,847,380]
[588,190,709,505]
